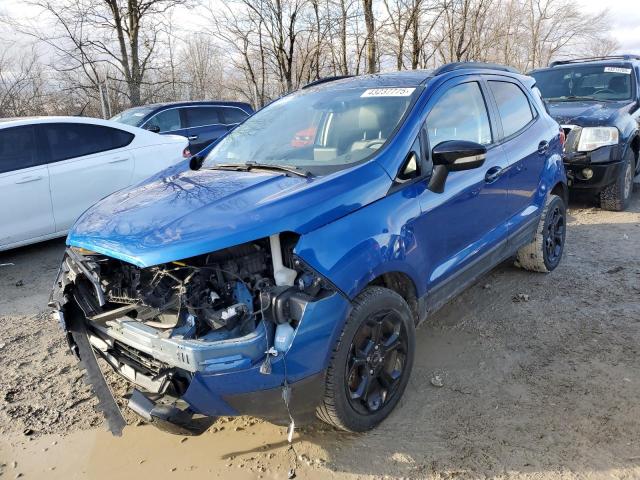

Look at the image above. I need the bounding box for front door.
[413,78,512,306]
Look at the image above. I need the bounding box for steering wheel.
[361,139,386,150]
[593,88,616,95]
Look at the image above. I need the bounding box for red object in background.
[182,147,191,158]
[559,127,566,147]
[291,127,317,147]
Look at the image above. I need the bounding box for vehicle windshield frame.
[202,85,423,176]
[531,63,636,103]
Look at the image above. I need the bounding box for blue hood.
[68,162,392,267]
[547,100,633,126]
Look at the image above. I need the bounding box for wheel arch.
[366,271,420,324]
[551,180,568,206]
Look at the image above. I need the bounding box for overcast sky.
[2,0,640,54]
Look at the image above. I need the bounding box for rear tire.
[317,287,415,432]
[600,149,635,211]
[515,193,566,273]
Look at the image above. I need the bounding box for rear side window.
[147,109,182,132]
[426,81,492,146]
[221,107,249,124]
[43,124,134,162]
[185,107,222,128]
[0,126,38,174]
[488,81,535,138]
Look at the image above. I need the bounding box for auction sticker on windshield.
[361,88,416,97]
[604,67,632,75]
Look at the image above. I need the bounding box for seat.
[350,106,384,151]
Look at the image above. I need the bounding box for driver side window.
[426,81,492,147]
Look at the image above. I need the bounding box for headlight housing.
[577,127,619,152]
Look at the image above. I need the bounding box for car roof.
[0,116,164,138]
[304,63,529,91]
[139,100,253,111]
[0,116,135,128]
[530,55,640,73]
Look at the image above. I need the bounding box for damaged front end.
[50,233,348,436]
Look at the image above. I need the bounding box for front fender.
[295,185,426,300]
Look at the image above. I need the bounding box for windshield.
[202,86,420,175]
[531,64,635,102]
[110,106,155,126]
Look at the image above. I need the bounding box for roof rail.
[549,55,640,67]
[433,62,519,76]
[301,75,353,90]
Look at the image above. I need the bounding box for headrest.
[358,106,381,131]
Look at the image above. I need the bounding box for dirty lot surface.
[1,189,639,479]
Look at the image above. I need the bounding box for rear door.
[0,125,55,247]
[184,106,229,153]
[485,76,550,238]
[42,123,135,231]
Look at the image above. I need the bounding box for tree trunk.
[363,0,376,74]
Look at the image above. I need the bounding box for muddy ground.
[0,186,639,479]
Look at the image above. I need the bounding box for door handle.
[108,157,128,164]
[538,140,549,155]
[15,175,43,184]
[485,166,503,183]
[187,135,198,141]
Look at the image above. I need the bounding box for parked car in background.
[0,116,189,251]
[111,101,254,154]
[51,63,567,437]
[530,55,640,211]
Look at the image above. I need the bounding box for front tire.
[317,287,415,432]
[600,149,635,211]
[515,193,566,273]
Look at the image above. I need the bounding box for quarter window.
[185,107,222,128]
[426,82,492,147]
[43,124,134,162]
[0,126,38,174]
[488,81,535,138]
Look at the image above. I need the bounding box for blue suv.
[50,63,567,436]
[111,101,253,154]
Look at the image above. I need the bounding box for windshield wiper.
[546,95,611,102]
[245,162,311,178]
[205,162,311,177]
[206,163,250,171]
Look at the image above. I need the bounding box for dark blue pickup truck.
[530,55,640,211]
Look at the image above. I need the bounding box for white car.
[0,116,189,251]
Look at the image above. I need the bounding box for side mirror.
[189,155,205,171]
[428,140,487,193]
[145,124,160,133]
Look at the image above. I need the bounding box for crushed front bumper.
[53,272,351,435]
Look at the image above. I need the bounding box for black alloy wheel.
[346,309,409,414]
[544,202,565,267]
[317,287,415,432]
